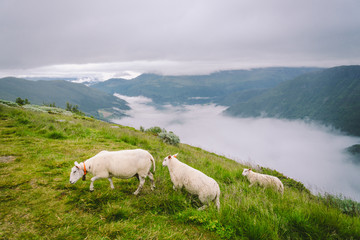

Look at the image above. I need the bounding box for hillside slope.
[1,102,359,239]
[91,67,320,105]
[0,77,129,119]
[226,66,360,136]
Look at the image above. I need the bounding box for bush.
[158,130,180,145]
[15,97,30,105]
[145,126,163,135]
[320,194,360,217]
[144,126,180,145]
[66,102,85,116]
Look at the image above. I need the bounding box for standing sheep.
[69,149,155,195]
[242,168,284,194]
[162,154,220,211]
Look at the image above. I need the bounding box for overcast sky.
[1,0,359,79]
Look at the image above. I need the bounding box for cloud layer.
[1,0,360,77]
[113,94,360,201]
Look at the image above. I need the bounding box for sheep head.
[69,161,86,184]
[242,168,252,176]
[162,153,178,167]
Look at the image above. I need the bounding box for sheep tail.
[215,189,221,211]
[150,155,156,173]
[279,182,284,195]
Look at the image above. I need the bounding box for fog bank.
[112,94,360,201]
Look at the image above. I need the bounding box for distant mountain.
[225,66,360,136]
[24,77,78,81]
[0,77,129,119]
[91,67,321,105]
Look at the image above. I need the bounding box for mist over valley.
[112,94,360,201]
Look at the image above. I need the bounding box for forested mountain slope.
[92,67,320,105]
[225,66,360,136]
[0,77,129,119]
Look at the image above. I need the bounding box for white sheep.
[242,168,284,194]
[162,154,220,211]
[69,149,155,195]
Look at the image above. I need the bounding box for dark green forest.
[225,66,360,136]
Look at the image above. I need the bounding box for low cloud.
[112,95,360,201]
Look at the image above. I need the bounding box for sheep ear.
[74,161,80,169]
[168,155,171,159]
[173,153,178,158]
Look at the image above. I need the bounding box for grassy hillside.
[226,66,360,136]
[0,77,129,119]
[91,67,320,105]
[1,102,359,239]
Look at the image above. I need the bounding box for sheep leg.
[108,177,114,189]
[147,171,155,190]
[215,195,220,211]
[133,176,145,195]
[198,205,208,211]
[198,195,209,211]
[90,176,101,191]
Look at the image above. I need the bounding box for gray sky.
[1,0,360,79]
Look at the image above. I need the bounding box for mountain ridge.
[0,77,129,119]
[92,67,321,105]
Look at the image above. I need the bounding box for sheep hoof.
[198,205,207,211]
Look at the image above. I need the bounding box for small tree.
[66,102,84,115]
[15,97,30,105]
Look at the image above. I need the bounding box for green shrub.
[145,126,163,135]
[320,194,360,217]
[145,126,180,145]
[158,130,180,145]
[15,97,30,106]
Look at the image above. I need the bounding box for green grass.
[1,103,360,239]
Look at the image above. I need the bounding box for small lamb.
[162,154,220,211]
[242,168,284,194]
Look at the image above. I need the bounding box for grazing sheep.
[242,168,284,194]
[69,149,155,195]
[162,154,220,211]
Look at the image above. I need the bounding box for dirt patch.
[0,156,16,163]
